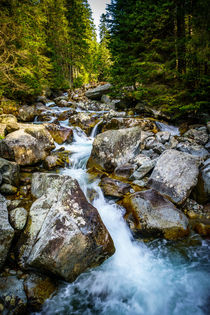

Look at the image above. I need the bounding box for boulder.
[176,141,209,160]
[184,128,209,145]
[0,183,17,195]
[0,194,14,270]
[43,151,69,170]
[24,273,57,311]
[100,177,132,198]
[123,189,189,240]
[85,83,112,100]
[144,137,165,154]
[45,124,73,144]
[87,127,141,172]
[114,164,137,180]
[0,114,17,125]
[102,118,156,133]
[148,149,200,205]
[0,158,20,186]
[69,112,97,134]
[0,276,27,314]
[156,131,171,144]
[193,158,210,204]
[18,173,115,282]
[130,159,156,180]
[9,207,28,231]
[18,105,37,122]
[0,126,55,166]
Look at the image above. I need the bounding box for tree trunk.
[176,0,186,75]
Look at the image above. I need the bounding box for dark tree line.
[107,0,210,118]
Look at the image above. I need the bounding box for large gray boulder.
[85,83,112,100]
[0,125,55,165]
[193,158,210,204]
[148,149,200,205]
[0,194,14,269]
[18,173,115,282]
[87,127,141,172]
[123,189,189,240]
[176,140,209,160]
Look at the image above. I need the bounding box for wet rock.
[0,126,55,166]
[114,164,137,180]
[24,273,57,311]
[184,128,209,145]
[85,83,112,100]
[87,127,141,172]
[0,194,14,270]
[18,173,115,282]
[0,114,17,125]
[45,124,73,144]
[0,276,27,314]
[0,158,20,186]
[144,137,165,154]
[205,141,210,152]
[130,154,151,167]
[0,183,17,195]
[194,222,210,236]
[18,105,37,122]
[10,207,28,230]
[54,95,68,104]
[37,95,47,104]
[135,104,170,120]
[148,149,200,205]
[100,177,132,198]
[7,199,22,211]
[102,118,156,132]
[130,159,156,180]
[176,141,209,160]
[123,189,189,240]
[101,94,111,104]
[103,110,126,120]
[193,158,210,204]
[69,112,97,134]
[156,131,170,144]
[133,179,148,188]
[5,122,20,134]
[43,151,69,170]
[56,99,69,107]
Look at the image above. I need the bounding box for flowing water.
[35,105,209,315]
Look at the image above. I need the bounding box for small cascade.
[156,121,180,136]
[90,119,103,138]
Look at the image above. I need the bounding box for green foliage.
[0,0,101,99]
[107,0,210,120]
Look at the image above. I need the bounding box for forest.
[0,0,209,119]
[0,1,209,314]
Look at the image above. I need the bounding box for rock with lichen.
[18,173,115,282]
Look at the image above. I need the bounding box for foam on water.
[35,120,210,315]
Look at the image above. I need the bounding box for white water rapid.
[34,107,209,315]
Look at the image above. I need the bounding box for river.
[34,103,210,315]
